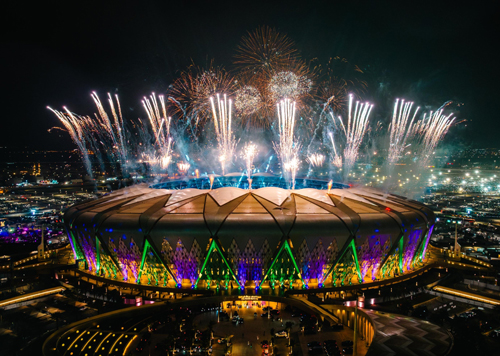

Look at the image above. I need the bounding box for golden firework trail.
[388,99,419,164]
[210,94,237,175]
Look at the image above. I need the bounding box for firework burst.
[388,99,420,164]
[210,94,238,175]
[170,62,235,130]
[317,57,367,114]
[234,26,299,74]
[268,70,313,103]
[234,85,263,118]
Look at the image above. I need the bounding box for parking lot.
[192,301,360,355]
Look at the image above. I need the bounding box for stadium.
[63,177,435,292]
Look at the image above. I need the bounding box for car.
[332,324,344,331]
[270,310,280,315]
[342,346,353,354]
[341,340,353,347]
[275,330,288,338]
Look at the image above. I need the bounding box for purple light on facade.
[359,235,388,281]
[403,230,421,271]
[117,238,140,281]
[422,225,434,259]
[79,234,97,272]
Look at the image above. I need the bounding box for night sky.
[3,1,498,150]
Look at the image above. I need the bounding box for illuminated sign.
[238,296,261,301]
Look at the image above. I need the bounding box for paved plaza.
[192,301,364,356]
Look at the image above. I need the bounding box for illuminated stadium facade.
[64,178,435,291]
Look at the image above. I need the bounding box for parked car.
[332,323,344,331]
[343,346,353,354]
[275,330,288,338]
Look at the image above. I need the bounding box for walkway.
[432,285,500,306]
[0,286,65,309]
[365,310,451,356]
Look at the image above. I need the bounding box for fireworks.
[90,92,128,166]
[318,79,348,115]
[210,94,238,175]
[48,92,130,178]
[284,156,300,190]
[170,62,235,130]
[388,99,420,165]
[142,93,173,170]
[242,142,258,178]
[273,99,300,166]
[307,153,325,167]
[177,162,191,175]
[234,26,299,74]
[268,70,313,103]
[47,106,92,177]
[273,99,302,188]
[332,155,343,169]
[142,153,172,170]
[328,132,343,168]
[333,94,373,174]
[47,27,460,188]
[234,85,262,118]
[415,109,455,167]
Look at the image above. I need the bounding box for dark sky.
[2,0,499,150]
